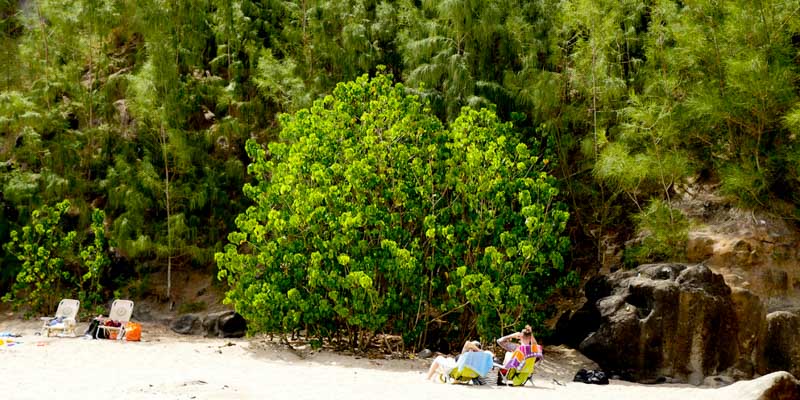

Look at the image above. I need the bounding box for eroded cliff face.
[556,186,800,384]
[579,264,768,384]
[681,189,800,379]
[681,191,800,311]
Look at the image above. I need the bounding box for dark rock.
[202,310,247,338]
[552,275,608,347]
[553,304,601,348]
[171,314,202,335]
[764,311,800,378]
[132,303,155,322]
[417,349,433,359]
[575,263,758,384]
[731,288,767,376]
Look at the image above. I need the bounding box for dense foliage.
[2,200,110,314]
[1,0,799,339]
[216,73,571,347]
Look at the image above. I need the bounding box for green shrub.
[624,199,688,266]
[215,72,571,349]
[2,200,77,314]
[178,301,207,314]
[3,200,112,315]
[719,161,769,208]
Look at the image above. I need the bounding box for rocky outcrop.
[680,195,800,312]
[170,314,203,335]
[555,186,800,385]
[560,263,767,384]
[764,311,800,378]
[171,311,247,338]
[202,310,247,338]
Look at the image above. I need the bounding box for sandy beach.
[0,319,784,400]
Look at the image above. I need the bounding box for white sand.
[0,320,782,400]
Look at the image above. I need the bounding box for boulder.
[417,348,433,359]
[764,311,800,378]
[202,310,247,338]
[731,288,768,376]
[716,371,800,400]
[171,314,202,335]
[569,263,765,384]
[131,303,156,322]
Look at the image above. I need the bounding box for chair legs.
[95,326,125,340]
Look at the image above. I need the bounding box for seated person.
[496,324,540,366]
[425,340,482,381]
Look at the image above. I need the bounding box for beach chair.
[95,300,134,340]
[40,299,80,337]
[494,344,543,386]
[440,351,494,384]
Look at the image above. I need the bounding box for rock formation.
[765,311,800,378]
[170,313,203,335]
[556,186,800,385]
[559,263,767,384]
[679,190,800,312]
[201,310,247,338]
[171,310,247,338]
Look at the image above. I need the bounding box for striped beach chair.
[494,344,543,386]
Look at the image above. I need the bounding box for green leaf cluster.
[216,73,570,348]
[3,200,111,315]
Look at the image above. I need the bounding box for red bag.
[105,320,122,340]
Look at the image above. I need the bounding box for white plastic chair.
[40,299,80,337]
[95,300,134,340]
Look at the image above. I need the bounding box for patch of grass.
[178,301,207,314]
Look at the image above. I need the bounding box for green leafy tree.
[216,72,570,349]
[2,200,112,314]
[78,209,111,311]
[2,200,76,313]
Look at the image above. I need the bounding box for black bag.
[84,319,106,339]
[573,368,609,385]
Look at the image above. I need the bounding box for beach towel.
[502,344,542,370]
[455,351,494,377]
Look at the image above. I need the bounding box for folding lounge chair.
[95,300,134,340]
[40,299,80,337]
[494,344,543,386]
[440,351,494,384]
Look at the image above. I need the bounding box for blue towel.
[455,351,493,376]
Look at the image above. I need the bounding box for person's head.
[464,340,482,352]
[521,325,533,344]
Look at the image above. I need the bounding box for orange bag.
[124,322,142,341]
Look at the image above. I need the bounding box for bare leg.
[426,360,441,381]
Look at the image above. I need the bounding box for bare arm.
[461,340,480,353]
[497,332,520,352]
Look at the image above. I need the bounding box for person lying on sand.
[425,340,483,381]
